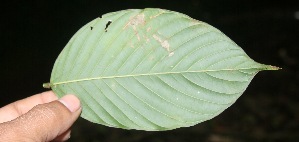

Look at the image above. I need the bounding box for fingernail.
[59,95,81,112]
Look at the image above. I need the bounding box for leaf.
[45,8,279,131]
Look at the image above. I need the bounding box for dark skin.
[0,91,81,142]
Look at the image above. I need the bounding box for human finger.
[0,94,81,142]
[0,91,58,123]
[52,129,71,142]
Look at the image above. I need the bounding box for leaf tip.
[263,65,281,71]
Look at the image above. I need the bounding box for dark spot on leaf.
[90,26,93,30]
[105,20,112,32]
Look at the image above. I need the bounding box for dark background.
[1,0,298,141]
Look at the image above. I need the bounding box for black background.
[1,0,299,141]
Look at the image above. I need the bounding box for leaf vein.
[100,79,146,129]
[155,74,232,105]
[113,78,166,130]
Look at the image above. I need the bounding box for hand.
[0,91,81,142]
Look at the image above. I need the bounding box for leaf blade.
[48,8,277,130]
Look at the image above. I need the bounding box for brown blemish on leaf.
[123,14,146,30]
[142,35,150,43]
[168,51,174,57]
[149,55,155,61]
[153,34,170,51]
[153,34,174,56]
[150,10,165,19]
[147,27,151,32]
[129,41,134,48]
[136,34,141,41]
[124,14,146,41]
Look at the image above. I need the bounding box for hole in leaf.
[105,20,112,32]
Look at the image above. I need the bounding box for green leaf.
[45,8,279,131]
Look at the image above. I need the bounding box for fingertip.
[59,95,81,112]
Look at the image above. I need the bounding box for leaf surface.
[47,8,278,131]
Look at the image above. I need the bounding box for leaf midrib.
[51,67,264,86]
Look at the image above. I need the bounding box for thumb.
[1,94,81,142]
